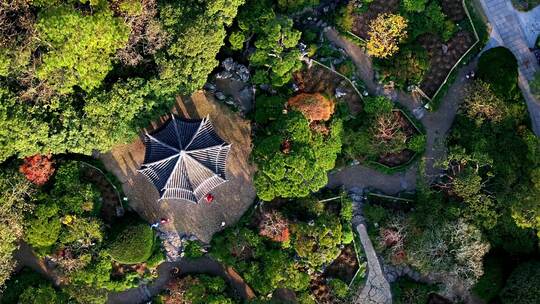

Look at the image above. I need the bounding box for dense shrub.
[0,0,244,162]
[19,284,67,304]
[253,103,343,201]
[231,0,302,87]
[0,268,49,304]
[19,154,55,186]
[404,2,456,41]
[341,96,423,165]
[500,261,540,304]
[287,93,335,122]
[328,278,349,299]
[35,5,129,93]
[405,219,490,290]
[107,220,155,264]
[211,195,352,297]
[531,70,540,99]
[462,79,507,124]
[391,278,437,304]
[472,255,505,303]
[163,274,235,304]
[376,45,429,89]
[477,47,519,99]
[0,168,34,287]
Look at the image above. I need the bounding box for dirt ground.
[99,91,256,243]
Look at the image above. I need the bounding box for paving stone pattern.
[349,190,393,304]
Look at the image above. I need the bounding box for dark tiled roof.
[138,115,231,203]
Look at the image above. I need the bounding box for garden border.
[348,226,367,289]
[79,161,124,210]
[419,0,481,106]
[335,0,482,107]
[366,108,425,174]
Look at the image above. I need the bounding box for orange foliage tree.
[287,93,335,122]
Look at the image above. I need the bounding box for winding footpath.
[325,27,474,194]
[323,26,480,304]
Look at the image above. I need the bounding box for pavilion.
[138,115,231,204]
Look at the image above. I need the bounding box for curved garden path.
[322,27,479,303]
[324,27,475,193]
[13,243,255,304]
[107,257,255,304]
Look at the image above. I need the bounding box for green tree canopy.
[500,261,540,304]
[36,5,129,93]
[231,0,302,87]
[253,110,343,201]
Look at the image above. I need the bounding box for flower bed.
[341,96,426,173]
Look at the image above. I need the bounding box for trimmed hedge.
[107,220,155,264]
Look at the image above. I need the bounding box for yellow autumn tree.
[366,13,408,59]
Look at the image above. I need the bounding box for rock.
[237,65,251,82]
[238,86,254,108]
[335,87,347,98]
[115,206,125,217]
[216,70,233,79]
[225,98,235,106]
[413,106,426,120]
[203,82,216,92]
[222,57,235,71]
[332,57,343,65]
[215,91,226,101]
[442,44,448,54]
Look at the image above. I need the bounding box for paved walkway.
[349,191,392,304]
[480,0,540,135]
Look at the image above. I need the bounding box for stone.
[203,82,216,92]
[442,44,449,54]
[335,87,347,98]
[216,71,233,79]
[115,206,125,217]
[332,57,343,65]
[413,106,426,120]
[238,86,254,106]
[215,91,226,101]
[222,57,235,71]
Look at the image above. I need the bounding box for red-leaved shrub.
[19,154,55,186]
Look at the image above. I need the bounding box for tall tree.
[366,13,408,59]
